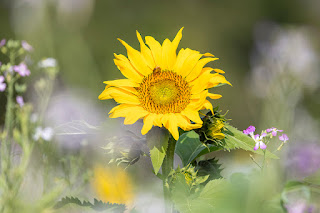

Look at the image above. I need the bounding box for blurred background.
[0,0,320,212]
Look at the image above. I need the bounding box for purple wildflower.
[243,125,256,135]
[0,76,6,92]
[21,41,33,52]
[279,134,289,143]
[243,126,269,150]
[266,127,283,136]
[13,63,30,77]
[253,133,267,150]
[16,96,24,107]
[0,39,5,47]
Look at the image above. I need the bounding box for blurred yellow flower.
[92,166,134,205]
[99,28,231,140]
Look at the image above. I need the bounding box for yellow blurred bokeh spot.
[91,166,134,205]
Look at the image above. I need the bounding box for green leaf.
[15,83,27,93]
[195,158,223,183]
[54,196,126,212]
[54,197,91,209]
[171,176,228,213]
[223,124,279,159]
[146,127,169,174]
[175,131,209,166]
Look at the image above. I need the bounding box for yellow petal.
[189,70,212,94]
[161,39,172,70]
[100,87,140,105]
[119,86,139,95]
[161,113,179,140]
[109,104,126,114]
[207,93,222,99]
[136,31,155,69]
[118,38,152,76]
[184,123,202,131]
[188,91,208,111]
[172,27,183,51]
[174,48,198,75]
[199,67,213,75]
[213,68,225,74]
[185,57,219,82]
[103,79,139,87]
[203,53,215,57]
[110,105,148,125]
[212,133,225,140]
[114,54,143,82]
[169,114,179,140]
[181,108,203,124]
[141,113,156,135]
[202,100,213,113]
[207,73,232,88]
[166,27,183,69]
[179,51,203,78]
[175,114,193,131]
[124,109,149,124]
[99,85,112,100]
[145,36,162,66]
[153,114,163,127]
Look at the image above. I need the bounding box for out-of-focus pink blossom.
[0,39,5,47]
[13,63,31,77]
[243,126,255,135]
[266,127,283,136]
[21,41,33,52]
[0,76,6,92]
[16,96,24,107]
[279,134,289,142]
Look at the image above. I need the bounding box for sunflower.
[99,28,231,140]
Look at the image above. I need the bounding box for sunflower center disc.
[149,80,178,105]
[137,68,191,114]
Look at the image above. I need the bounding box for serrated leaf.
[54,196,126,212]
[54,197,91,209]
[146,127,169,174]
[195,158,223,183]
[223,124,279,159]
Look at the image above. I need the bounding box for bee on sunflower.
[99,28,231,140]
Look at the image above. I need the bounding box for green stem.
[4,52,16,139]
[4,78,15,140]
[261,149,266,172]
[39,78,53,124]
[162,136,176,213]
[0,53,16,213]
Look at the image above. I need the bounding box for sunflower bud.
[207,119,225,140]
